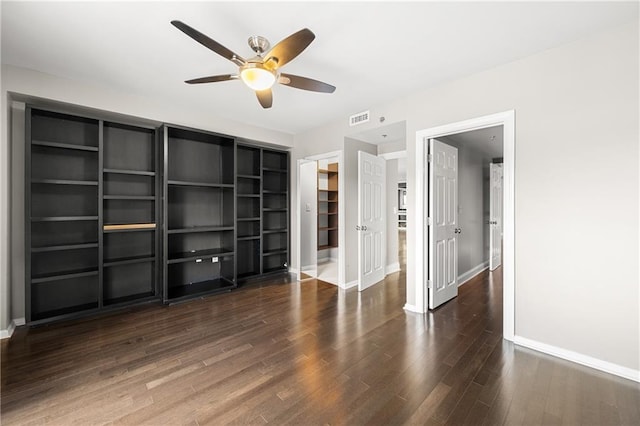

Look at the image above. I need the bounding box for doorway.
[414,111,515,341]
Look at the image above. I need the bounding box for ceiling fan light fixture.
[240,63,276,91]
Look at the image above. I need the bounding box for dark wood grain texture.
[2,233,639,424]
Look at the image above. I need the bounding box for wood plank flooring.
[2,236,639,424]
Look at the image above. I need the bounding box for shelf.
[263,266,287,274]
[262,167,287,173]
[318,189,338,193]
[263,249,288,257]
[32,243,98,253]
[32,179,98,186]
[318,227,338,231]
[103,223,156,232]
[262,190,287,195]
[104,292,156,307]
[168,248,234,264]
[318,212,338,216]
[168,180,234,189]
[32,268,99,284]
[263,228,287,234]
[103,195,155,201]
[167,278,235,300]
[263,208,287,212]
[104,255,155,267]
[31,303,99,322]
[32,216,98,222]
[103,168,155,176]
[318,244,338,250]
[319,200,338,203]
[168,226,234,235]
[237,174,261,180]
[32,140,98,152]
[237,235,260,241]
[318,169,338,174]
[237,217,261,221]
[237,271,260,280]
[237,194,260,198]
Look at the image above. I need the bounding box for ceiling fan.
[171,20,336,109]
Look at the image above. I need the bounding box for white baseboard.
[385,262,401,275]
[403,303,424,314]
[514,335,640,383]
[343,280,358,290]
[0,317,25,340]
[458,261,489,287]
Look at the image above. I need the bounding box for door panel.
[358,151,386,291]
[428,139,459,309]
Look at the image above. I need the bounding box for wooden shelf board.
[104,292,156,307]
[237,174,261,180]
[262,249,287,257]
[317,244,338,250]
[104,195,155,200]
[103,223,156,231]
[263,228,287,234]
[31,302,99,322]
[237,235,260,241]
[237,217,261,221]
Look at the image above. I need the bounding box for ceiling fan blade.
[185,74,237,84]
[263,28,315,69]
[279,73,336,93]
[171,20,245,65]
[256,89,273,109]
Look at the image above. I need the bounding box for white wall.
[0,64,294,332]
[292,22,639,373]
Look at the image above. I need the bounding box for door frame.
[413,110,515,341]
[296,150,345,287]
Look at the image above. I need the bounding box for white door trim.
[414,110,515,341]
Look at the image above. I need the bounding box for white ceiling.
[2,2,637,135]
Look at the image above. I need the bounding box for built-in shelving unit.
[261,149,289,274]
[318,163,339,250]
[163,125,236,302]
[26,104,291,324]
[398,181,407,229]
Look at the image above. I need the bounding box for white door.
[489,163,503,270]
[358,151,386,291]
[298,160,318,278]
[428,139,459,309]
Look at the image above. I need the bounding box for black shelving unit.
[163,125,236,302]
[261,149,289,274]
[236,145,262,279]
[102,121,160,307]
[26,107,101,322]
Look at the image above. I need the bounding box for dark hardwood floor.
[2,233,639,425]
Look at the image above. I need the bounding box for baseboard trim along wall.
[343,280,358,290]
[403,303,422,313]
[386,262,401,274]
[458,261,489,287]
[0,318,26,340]
[514,335,640,383]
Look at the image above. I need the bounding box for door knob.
[454,228,462,234]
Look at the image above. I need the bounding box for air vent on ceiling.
[349,110,370,127]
